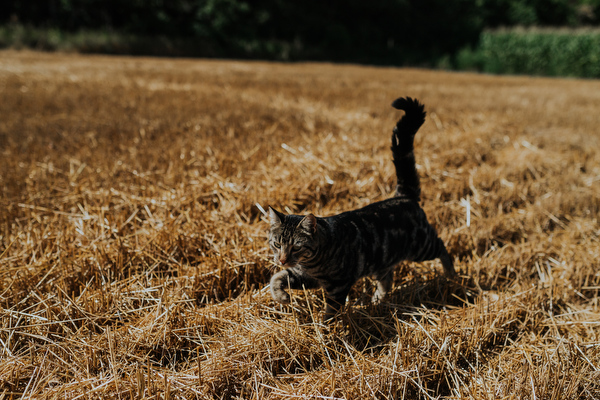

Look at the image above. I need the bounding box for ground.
[1,50,599,399]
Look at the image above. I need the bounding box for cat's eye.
[292,244,302,252]
[273,242,281,249]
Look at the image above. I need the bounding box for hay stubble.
[1,50,599,399]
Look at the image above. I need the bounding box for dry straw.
[1,50,599,399]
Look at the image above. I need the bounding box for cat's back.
[325,197,425,229]
[314,197,435,275]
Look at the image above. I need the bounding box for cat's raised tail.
[391,97,426,202]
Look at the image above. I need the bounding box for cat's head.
[268,207,318,268]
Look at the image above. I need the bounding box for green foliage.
[453,46,486,71]
[455,27,600,78]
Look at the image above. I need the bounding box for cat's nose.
[279,256,288,265]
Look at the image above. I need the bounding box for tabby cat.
[268,97,455,318]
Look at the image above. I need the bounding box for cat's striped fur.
[268,97,455,318]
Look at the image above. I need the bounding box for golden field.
[1,50,599,399]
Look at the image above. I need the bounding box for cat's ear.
[298,214,317,234]
[268,207,284,227]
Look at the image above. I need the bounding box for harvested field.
[1,50,599,399]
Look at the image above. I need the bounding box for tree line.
[2,0,600,65]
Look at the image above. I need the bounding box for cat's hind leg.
[270,266,319,304]
[324,285,352,320]
[438,245,456,277]
[414,233,456,277]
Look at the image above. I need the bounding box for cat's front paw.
[270,272,291,304]
[271,289,291,304]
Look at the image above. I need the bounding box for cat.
[267,97,455,319]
